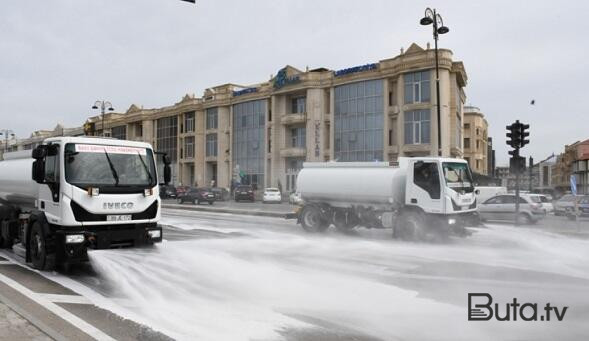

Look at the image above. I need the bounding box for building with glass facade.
[11,43,469,192]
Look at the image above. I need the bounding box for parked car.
[262,188,282,203]
[178,187,215,205]
[234,185,255,202]
[159,184,177,199]
[478,194,545,224]
[210,187,230,201]
[289,191,303,205]
[553,194,577,216]
[528,194,554,214]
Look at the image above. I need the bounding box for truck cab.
[404,157,477,215]
[0,136,171,270]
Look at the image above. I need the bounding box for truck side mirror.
[31,145,47,159]
[31,160,45,183]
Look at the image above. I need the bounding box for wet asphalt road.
[58,209,589,341]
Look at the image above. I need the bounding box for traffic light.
[519,123,530,147]
[506,122,521,149]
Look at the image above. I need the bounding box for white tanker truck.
[0,136,171,270]
[289,157,479,239]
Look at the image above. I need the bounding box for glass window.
[111,126,126,140]
[206,107,218,130]
[291,97,306,114]
[184,136,194,158]
[157,116,178,162]
[334,79,383,161]
[464,138,470,149]
[404,70,431,104]
[233,100,266,186]
[291,127,306,148]
[185,111,195,133]
[413,161,440,199]
[206,134,217,157]
[404,110,431,144]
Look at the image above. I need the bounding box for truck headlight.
[65,234,85,244]
[144,188,153,196]
[148,230,161,239]
[448,218,457,225]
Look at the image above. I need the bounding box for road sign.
[570,175,577,195]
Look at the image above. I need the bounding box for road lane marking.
[0,272,115,341]
[0,261,12,265]
[40,293,91,304]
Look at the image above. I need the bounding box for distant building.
[0,124,84,160]
[462,106,489,175]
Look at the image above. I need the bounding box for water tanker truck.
[0,136,171,270]
[289,157,478,239]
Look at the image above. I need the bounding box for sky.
[1,0,588,165]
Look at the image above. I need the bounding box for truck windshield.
[64,143,156,189]
[442,162,474,192]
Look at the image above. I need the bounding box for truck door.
[407,161,442,213]
[38,144,62,225]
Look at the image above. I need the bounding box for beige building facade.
[12,43,470,192]
[462,106,489,175]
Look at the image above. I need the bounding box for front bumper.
[53,223,163,263]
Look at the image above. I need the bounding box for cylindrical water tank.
[0,151,39,207]
[296,162,407,207]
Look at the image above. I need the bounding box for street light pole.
[0,129,16,159]
[420,8,449,157]
[92,100,114,137]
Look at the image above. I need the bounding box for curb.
[162,204,289,218]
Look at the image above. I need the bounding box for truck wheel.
[395,212,426,241]
[29,222,55,271]
[301,205,328,233]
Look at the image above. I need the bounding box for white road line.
[0,261,12,265]
[40,293,91,304]
[0,272,115,341]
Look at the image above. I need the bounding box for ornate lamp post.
[420,8,449,156]
[92,100,114,137]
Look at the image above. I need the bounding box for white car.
[529,194,554,214]
[262,188,282,203]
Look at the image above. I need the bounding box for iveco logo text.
[103,202,134,210]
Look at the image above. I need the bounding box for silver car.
[554,195,587,216]
[478,194,546,224]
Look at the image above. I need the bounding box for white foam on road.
[82,218,589,341]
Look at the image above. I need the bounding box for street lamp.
[92,100,114,137]
[0,129,16,157]
[420,7,449,157]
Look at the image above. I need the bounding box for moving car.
[475,186,507,204]
[178,187,215,205]
[262,188,282,203]
[234,185,255,202]
[175,185,190,197]
[564,196,589,219]
[553,194,577,216]
[528,194,554,214]
[478,194,545,224]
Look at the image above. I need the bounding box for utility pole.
[529,156,534,192]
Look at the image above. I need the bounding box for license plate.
[107,215,132,222]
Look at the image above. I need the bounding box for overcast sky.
[1,0,587,165]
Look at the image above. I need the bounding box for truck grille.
[70,201,158,222]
